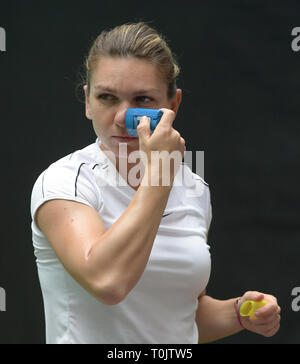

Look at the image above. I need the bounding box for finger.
[155,108,176,129]
[181,137,186,154]
[137,116,151,140]
[261,321,281,337]
[255,302,280,318]
[253,311,281,326]
[242,291,265,303]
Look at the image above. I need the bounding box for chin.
[101,139,139,158]
[116,143,139,157]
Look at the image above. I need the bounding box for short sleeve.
[30,161,103,225]
[187,167,212,233]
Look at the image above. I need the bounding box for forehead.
[91,56,167,94]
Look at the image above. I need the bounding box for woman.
[30,22,280,344]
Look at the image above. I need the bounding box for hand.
[137,108,186,185]
[238,291,281,337]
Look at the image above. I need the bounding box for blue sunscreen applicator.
[125,108,163,137]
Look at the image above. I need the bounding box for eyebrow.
[93,84,160,95]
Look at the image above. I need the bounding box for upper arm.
[36,199,108,299]
[196,289,207,329]
[30,162,124,304]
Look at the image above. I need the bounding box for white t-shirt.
[30,138,212,344]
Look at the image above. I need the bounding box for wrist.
[142,165,175,188]
[234,298,244,329]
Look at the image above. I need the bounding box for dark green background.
[0,0,299,344]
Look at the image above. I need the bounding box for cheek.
[92,119,107,136]
[91,103,114,126]
[91,111,114,139]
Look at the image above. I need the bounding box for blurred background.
[0,0,299,344]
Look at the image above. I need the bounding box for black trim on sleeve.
[194,177,209,187]
[75,163,86,197]
[162,212,173,218]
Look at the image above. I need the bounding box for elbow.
[92,278,127,306]
[97,289,126,306]
[83,253,127,305]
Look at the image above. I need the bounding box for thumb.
[137,116,151,140]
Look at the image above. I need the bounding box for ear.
[83,85,93,120]
[170,88,182,115]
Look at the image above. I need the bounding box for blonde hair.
[84,22,180,98]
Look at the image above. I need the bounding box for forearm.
[196,295,244,343]
[87,169,173,300]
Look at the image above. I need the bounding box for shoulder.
[64,140,106,167]
[30,141,105,218]
[52,140,105,171]
[190,172,209,187]
[179,162,209,185]
[34,140,105,186]
[175,162,210,196]
[174,162,212,227]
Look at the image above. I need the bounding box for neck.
[100,142,144,188]
[116,156,145,188]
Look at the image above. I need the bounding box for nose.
[114,108,128,129]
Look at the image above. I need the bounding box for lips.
[112,136,138,143]
[113,135,137,138]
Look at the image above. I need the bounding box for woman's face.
[84,56,181,159]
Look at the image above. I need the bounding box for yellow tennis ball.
[240,300,268,317]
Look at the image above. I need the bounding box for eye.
[97,93,116,101]
[136,96,152,103]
